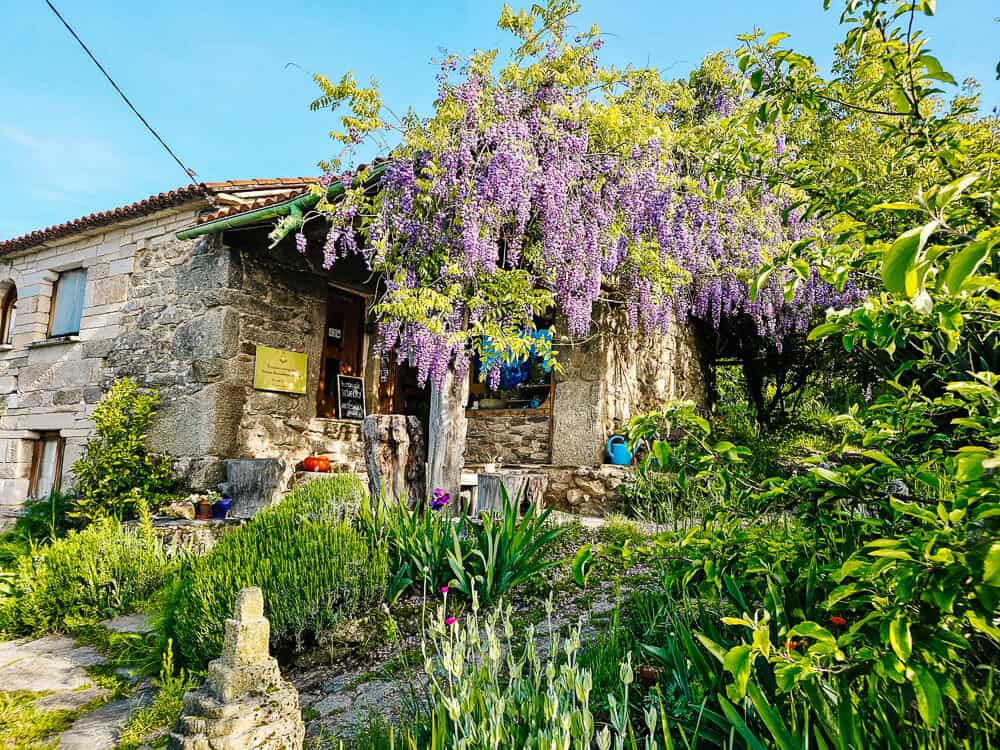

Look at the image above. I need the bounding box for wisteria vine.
[296,4,858,388]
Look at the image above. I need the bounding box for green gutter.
[175,162,386,241]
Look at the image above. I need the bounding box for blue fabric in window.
[50,269,86,337]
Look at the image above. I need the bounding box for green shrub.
[358,492,468,604]
[161,474,388,668]
[71,378,174,521]
[116,641,192,750]
[447,490,564,609]
[7,490,76,544]
[0,516,170,636]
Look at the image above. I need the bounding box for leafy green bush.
[71,378,174,521]
[358,487,563,608]
[447,490,563,608]
[622,400,755,523]
[116,641,192,750]
[357,494,464,604]
[6,490,76,545]
[0,515,170,636]
[161,474,388,668]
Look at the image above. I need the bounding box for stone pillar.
[171,587,304,750]
[362,415,425,502]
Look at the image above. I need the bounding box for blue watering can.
[606,435,632,466]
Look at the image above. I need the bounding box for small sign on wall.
[253,345,308,395]
[337,375,366,420]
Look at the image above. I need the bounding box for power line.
[44,0,201,187]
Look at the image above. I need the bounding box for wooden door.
[316,290,365,418]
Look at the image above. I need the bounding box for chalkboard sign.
[337,375,366,420]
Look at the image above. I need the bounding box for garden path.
[0,614,152,748]
[293,579,617,745]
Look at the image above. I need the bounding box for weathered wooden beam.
[426,367,469,502]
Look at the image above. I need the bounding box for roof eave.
[175,162,387,241]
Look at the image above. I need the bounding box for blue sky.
[1,1,996,239]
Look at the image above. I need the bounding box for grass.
[116,641,192,750]
[597,513,645,546]
[0,690,105,750]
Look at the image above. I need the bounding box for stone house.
[0,177,707,516]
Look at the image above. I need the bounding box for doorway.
[316,289,366,418]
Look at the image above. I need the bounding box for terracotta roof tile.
[197,190,307,224]
[0,178,316,256]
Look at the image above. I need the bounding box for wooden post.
[362,415,425,502]
[426,367,469,502]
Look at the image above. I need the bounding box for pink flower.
[445,616,457,626]
[439,586,449,595]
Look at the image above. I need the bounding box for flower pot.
[483,463,497,474]
[212,498,232,519]
[301,455,332,473]
[194,500,213,520]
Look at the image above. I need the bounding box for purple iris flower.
[429,488,451,511]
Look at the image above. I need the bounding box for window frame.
[48,268,87,338]
[28,432,65,499]
[0,285,15,346]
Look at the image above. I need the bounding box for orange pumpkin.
[302,455,331,473]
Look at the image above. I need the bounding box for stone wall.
[549,305,708,467]
[474,463,632,516]
[131,517,244,555]
[602,307,709,433]
[541,464,633,515]
[115,231,369,495]
[465,411,550,464]
[108,222,242,490]
[0,204,206,504]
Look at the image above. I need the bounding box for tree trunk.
[426,367,469,502]
[362,415,425,503]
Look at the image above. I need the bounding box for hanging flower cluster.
[303,3,857,385]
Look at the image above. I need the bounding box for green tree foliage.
[71,378,174,521]
[663,0,1000,745]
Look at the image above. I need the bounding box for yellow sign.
[253,345,308,395]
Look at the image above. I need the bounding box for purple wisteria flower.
[312,36,860,387]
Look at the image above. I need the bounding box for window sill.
[0,344,12,353]
[28,335,80,349]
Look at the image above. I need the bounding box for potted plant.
[189,491,219,520]
[193,496,212,519]
[212,493,233,520]
[483,454,503,474]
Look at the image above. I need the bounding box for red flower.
[445,616,457,626]
[830,615,847,627]
[786,639,802,650]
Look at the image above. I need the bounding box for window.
[49,269,87,337]
[0,284,15,346]
[29,433,64,499]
